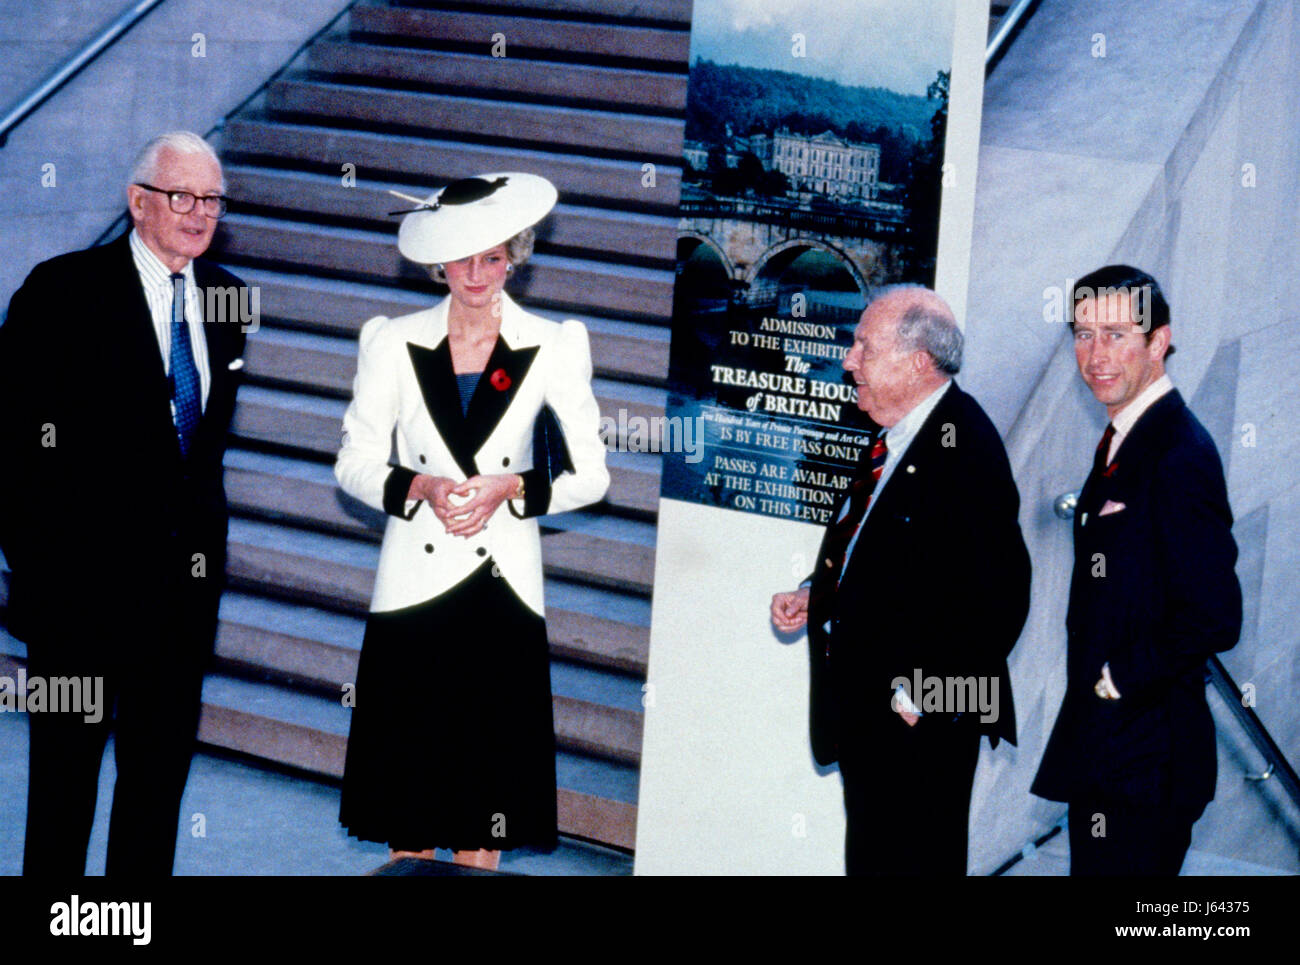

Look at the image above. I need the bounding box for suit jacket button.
[418,454,427,464]
[476,547,487,557]
[424,544,434,553]
[502,456,510,467]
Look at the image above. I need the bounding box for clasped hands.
[408,473,522,538]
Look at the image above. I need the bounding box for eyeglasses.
[134,183,228,218]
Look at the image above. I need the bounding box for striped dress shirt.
[128,228,211,409]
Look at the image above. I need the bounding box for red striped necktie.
[823,433,888,589]
[1093,423,1116,476]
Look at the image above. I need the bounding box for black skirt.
[339,560,558,852]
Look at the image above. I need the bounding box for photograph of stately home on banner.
[662,0,958,521]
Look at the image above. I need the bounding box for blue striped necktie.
[170,272,201,456]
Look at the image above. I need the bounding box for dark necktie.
[170,273,202,456]
[1093,422,1116,477]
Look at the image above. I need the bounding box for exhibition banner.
[662,1,965,523]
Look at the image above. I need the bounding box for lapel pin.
[906,464,915,474]
[489,368,511,391]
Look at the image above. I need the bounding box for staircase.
[194,0,688,865]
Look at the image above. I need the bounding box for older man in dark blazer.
[1032,266,1241,875]
[771,286,1030,875]
[0,131,247,876]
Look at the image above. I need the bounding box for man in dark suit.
[771,286,1030,875]
[1032,266,1241,875]
[0,131,247,876]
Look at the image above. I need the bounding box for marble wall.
[0,0,350,308]
[962,0,1300,873]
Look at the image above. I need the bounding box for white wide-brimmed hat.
[393,172,558,264]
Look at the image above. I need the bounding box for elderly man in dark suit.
[771,285,1030,875]
[0,131,247,876]
[1032,266,1241,875]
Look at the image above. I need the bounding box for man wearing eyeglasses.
[0,131,247,876]
[1031,266,1241,875]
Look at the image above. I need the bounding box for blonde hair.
[430,227,535,284]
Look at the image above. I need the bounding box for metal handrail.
[88,0,359,249]
[1050,488,1300,815]
[993,656,1300,875]
[1008,489,1300,875]
[986,0,1042,70]
[1206,656,1300,809]
[0,0,166,148]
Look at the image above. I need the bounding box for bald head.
[842,285,961,427]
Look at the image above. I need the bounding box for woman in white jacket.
[334,173,609,870]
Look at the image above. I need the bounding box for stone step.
[394,0,692,26]
[222,119,683,212]
[229,388,662,516]
[349,2,689,66]
[216,588,646,681]
[216,577,651,706]
[221,536,650,671]
[229,387,346,458]
[195,701,637,848]
[223,464,656,595]
[207,632,642,764]
[230,267,671,383]
[266,78,684,163]
[223,165,679,266]
[307,40,687,112]
[198,665,641,794]
[240,327,357,396]
[553,695,641,764]
[214,214,674,321]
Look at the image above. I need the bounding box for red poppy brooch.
[489,368,511,391]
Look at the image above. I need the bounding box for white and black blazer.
[335,292,610,616]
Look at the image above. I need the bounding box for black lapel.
[861,381,958,526]
[106,235,179,440]
[464,337,539,461]
[1078,389,1182,521]
[193,258,234,369]
[408,333,539,479]
[1111,389,1183,469]
[408,339,478,479]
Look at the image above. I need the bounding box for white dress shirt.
[1094,373,1174,699]
[129,228,211,408]
[1105,373,1173,464]
[840,378,952,571]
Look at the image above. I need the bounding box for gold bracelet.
[513,474,525,500]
